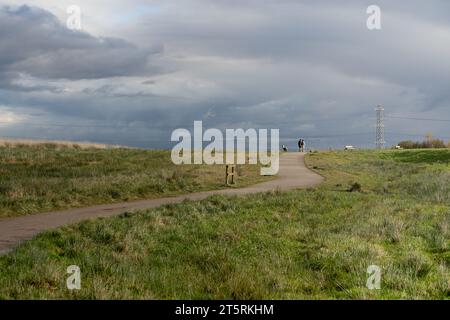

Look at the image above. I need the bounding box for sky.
[0,0,449,150]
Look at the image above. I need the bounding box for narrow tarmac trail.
[0,153,323,254]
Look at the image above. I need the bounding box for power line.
[386,115,450,122]
[386,132,450,140]
[1,112,449,147]
[1,115,447,130]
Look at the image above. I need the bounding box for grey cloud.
[0,5,163,81]
[1,1,449,149]
[133,1,450,127]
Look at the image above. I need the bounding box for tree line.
[397,138,449,149]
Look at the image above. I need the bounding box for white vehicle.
[344,146,356,150]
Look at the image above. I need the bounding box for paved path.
[0,153,323,254]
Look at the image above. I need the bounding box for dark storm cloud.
[0,4,172,147]
[140,0,450,99]
[130,0,450,148]
[1,1,449,149]
[0,5,162,82]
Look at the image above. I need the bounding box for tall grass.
[0,149,448,299]
[0,138,121,149]
[0,145,269,217]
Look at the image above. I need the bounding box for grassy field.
[0,144,270,218]
[0,149,448,299]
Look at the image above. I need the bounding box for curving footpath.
[0,153,323,254]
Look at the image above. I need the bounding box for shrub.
[348,182,362,193]
[398,139,447,149]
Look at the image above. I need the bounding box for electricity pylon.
[375,105,385,149]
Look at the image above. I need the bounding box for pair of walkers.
[298,139,306,152]
[281,139,306,152]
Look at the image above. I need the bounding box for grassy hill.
[0,149,448,299]
[0,143,270,218]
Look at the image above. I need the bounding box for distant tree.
[398,139,447,149]
[398,140,414,149]
[429,138,446,148]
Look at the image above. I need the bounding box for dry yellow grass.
[0,138,123,149]
[0,145,271,217]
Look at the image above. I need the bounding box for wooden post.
[225,165,236,185]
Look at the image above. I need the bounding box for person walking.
[298,139,306,152]
[298,139,305,152]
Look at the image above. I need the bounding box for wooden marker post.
[225,165,236,186]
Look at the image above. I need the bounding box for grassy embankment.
[0,143,270,218]
[0,149,448,299]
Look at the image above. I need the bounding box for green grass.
[0,149,448,299]
[0,145,270,218]
[382,149,450,165]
